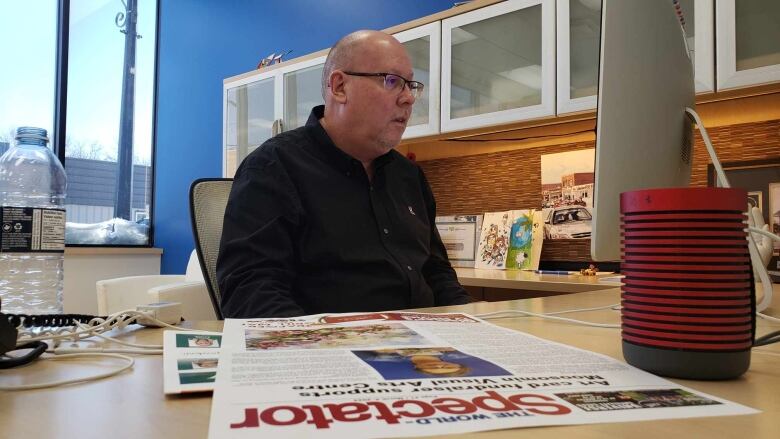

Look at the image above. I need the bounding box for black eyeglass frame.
[342,71,425,97]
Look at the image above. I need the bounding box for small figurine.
[579,264,599,276]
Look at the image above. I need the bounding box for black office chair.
[189,178,233,320]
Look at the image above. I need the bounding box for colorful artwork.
[506,210,543,270]
[475,211,512,269]
[244,323,428,350]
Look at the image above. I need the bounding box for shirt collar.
[305,105,396,175]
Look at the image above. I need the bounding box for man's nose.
[398,85,416,105]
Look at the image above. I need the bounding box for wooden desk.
[455,267,618,301]
[2,289,779,438]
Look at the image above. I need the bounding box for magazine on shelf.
[206,312,756,438]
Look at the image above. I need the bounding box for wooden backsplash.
[418,118,780,261]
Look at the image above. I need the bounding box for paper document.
[207,312,757,438]
[163,330,223,394]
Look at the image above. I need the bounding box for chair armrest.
[151,281,218,321]
[96,275,186,315]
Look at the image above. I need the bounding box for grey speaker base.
[623,341,751,380]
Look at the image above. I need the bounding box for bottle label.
[0,207,66,253]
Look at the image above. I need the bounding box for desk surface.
[2,288,779,439]
[454,267,620,292]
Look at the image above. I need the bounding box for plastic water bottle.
[0,127,67,314]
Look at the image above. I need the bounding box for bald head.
[321,30,399,99]
[318,30,415,169]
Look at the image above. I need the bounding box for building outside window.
[0,0,157,246]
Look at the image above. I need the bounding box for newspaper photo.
[163,330,223,394]
[207,312,757,438]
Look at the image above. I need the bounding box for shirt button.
[383,228,389,234]
[407,265,413,271]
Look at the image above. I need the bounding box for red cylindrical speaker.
[620,187,754,379]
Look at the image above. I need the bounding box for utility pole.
[114,0,140,220]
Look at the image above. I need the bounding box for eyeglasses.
[342,71,425,99]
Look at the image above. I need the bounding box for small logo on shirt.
[408,206,416,216]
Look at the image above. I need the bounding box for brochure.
[207,312,756,438]
[163,330,223,394]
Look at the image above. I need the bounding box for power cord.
[476,303,780,348]
[0,306,213,391]
[476,303,622,329]
[0,353,135,391]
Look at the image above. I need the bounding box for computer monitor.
[590,0,695,262]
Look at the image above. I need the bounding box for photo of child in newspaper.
[178,371,217,384]
[352,347,511,380]
[175,334,221,348]
[177,358,219,370]
[555,389,721,412]
[244,323,428,350]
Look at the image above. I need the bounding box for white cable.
[15,309,213,347]
[0,353,134,391]
[685,107,774,312]
[748,226,780,242]
[51,347,163,355]
[758,313,780,324]
[73,321,162,350]
[545,303,621,315]
[477,309,620,329]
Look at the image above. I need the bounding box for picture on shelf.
[748,191,763,210]
[435,215,483,267]
[541,149,595,240]
[769,183,780,255]
[476,210,543,270]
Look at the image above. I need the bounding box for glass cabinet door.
[556,0,713,115]
[282,56,326,132]
[441,0,555,132]
[556,0,600,114]
[716,0,780,90]
[224,74,276,177]
[395,22,441,139]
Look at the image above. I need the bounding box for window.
[0,3,57,149]
[0,0,158,246]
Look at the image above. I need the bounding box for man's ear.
[328,70,348,104]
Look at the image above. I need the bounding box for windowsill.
[64,247,163,256]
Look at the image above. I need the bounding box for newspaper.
[207,312,757,438]
[163,331,223,394]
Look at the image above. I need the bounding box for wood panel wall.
[418,118,780,261]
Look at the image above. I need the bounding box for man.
[217,30,471,318]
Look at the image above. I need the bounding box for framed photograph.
[747,191,763,210]
[770,183,780,256]
[708,158,780,226]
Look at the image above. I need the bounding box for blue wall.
[155,0,455,273]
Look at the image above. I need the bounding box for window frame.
[51,0,159,247]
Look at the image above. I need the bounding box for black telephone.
[0,298,52,368]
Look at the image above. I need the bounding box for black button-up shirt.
[217,106,470,317]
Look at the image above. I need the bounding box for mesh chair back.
[189,178,233,319]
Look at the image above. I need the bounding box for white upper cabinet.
[716,0,780,90]
[441,0,556,132]
[394,22,441,139]
[556,0,600,114]
[679,0,715,93]
[281,55,326,132]
[556,0,713,115]
[223,71,278,177]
